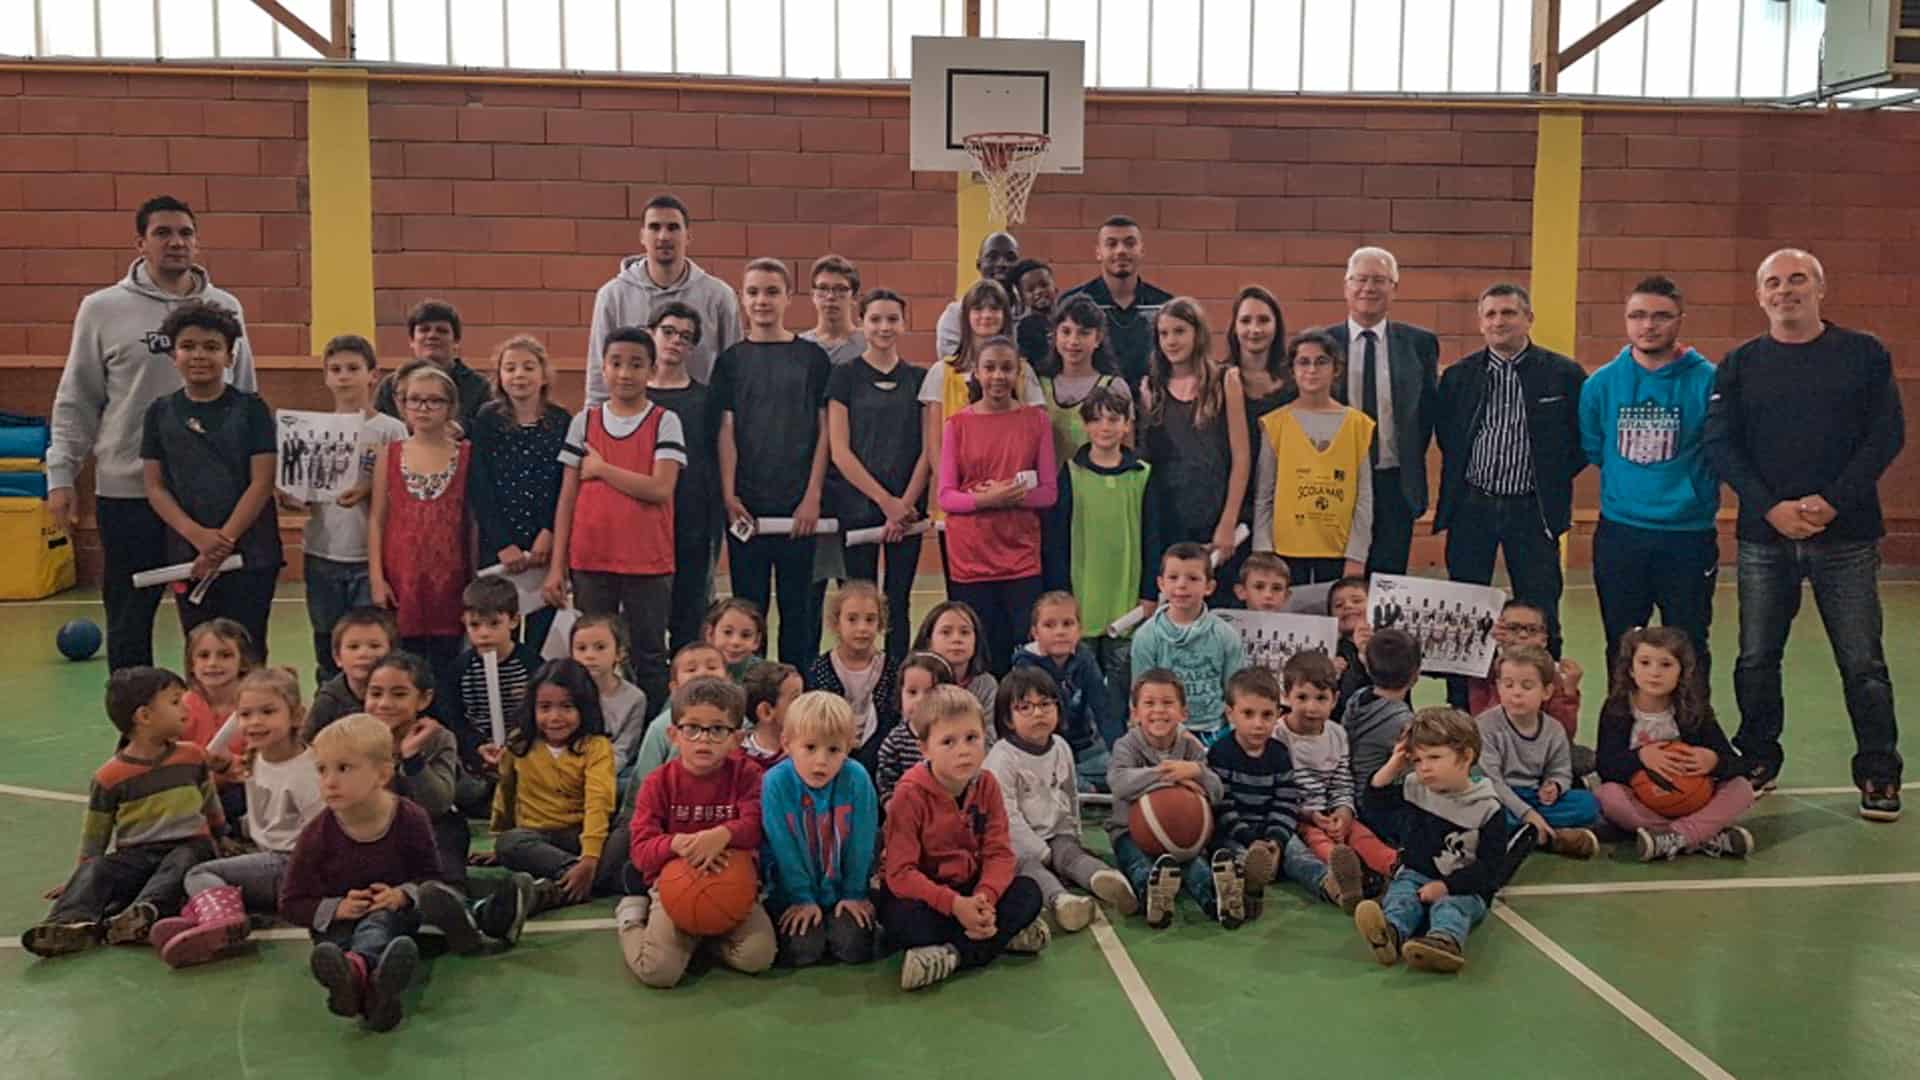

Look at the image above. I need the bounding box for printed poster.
[1216,609,1340,675]
[276,410,369,503]
[1366,573,1506,678]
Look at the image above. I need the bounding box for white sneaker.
[615,894,651,931]
[1089,868,1137,916]
[900,943,961,990]
[1051,893,1095,933]
[1005,917,1052,954]
[1693,826,1754,859]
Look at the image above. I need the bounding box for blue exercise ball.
[56,619,103,661]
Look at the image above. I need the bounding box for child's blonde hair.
[311,712,394,766]
[909,684,986,741]
[825,579,886,636]
[784,690,854,746]
[185,617,256,693]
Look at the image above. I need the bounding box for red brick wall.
[2,67,1915,578]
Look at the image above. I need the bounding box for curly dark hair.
[157,300,243,353]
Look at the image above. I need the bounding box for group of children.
[27,252,1761,1023]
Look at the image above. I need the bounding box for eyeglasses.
[402,396,451,410]
[1498,622,1547,636]
[654,327,697,344]
[675,722,739,742]
[1346,274,1395,289]
[1011,699,1059,716]
[812,285,854,298]
[1293,356,1335,369]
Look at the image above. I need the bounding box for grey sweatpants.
[184,851,291,911]
[1015,834,1111,906]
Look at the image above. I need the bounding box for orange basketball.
[656,855,759,936]
[1129,785,1214,860]
[1631,743,1714,818]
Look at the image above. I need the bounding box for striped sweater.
[1205,733,1302,846]
[1274,722,1356,814]
[79,742,224,860]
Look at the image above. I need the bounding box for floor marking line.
[3,917,622,950]
[1088,910,1204,1080]
[1502,871,1920,897]
[0,783,88,805]
[1785,793,1867,825]
[1494,903,1736,1080]
[1775,784,1915,797]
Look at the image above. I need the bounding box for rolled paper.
[208,713,242,756]
[482,649,506,748]
[131,554,242,589]
[478,562,550,614]
[1105,602,1151,637]
[752,517,842,536]
[1210,523,1253,569]
[844,520,934,547]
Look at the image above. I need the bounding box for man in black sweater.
[1433,284,1587,665]
[1704,248,1906,822]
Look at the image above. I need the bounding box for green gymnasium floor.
[2,578,1915,1080]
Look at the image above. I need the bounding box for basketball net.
[963,131,1050,226]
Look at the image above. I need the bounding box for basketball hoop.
[963,131,1051,226]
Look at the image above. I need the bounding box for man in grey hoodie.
[586,193,742,400]
[47,195,257,671]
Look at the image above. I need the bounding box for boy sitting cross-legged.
[1475,645,1600,861]
[1277,651,1400,913]
[884,685,1048,991]
[761,691,882,968]
[1106,669,1233,929]
[304,606,397,740]
[280,713,442,1032]
[1355,707,1511,975]
[1345,628,1421,845]
[1205,668,1300,921]
[1130,543,1248,743]
[23,667,223,957]
[621,677,777,989]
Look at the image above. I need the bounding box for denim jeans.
[1380,867,1488,946]
[1444,488,1566,655]
[314,908,420,966]
[1111,833,1215,914]
[304,555,372,685]
[1593,519,1717,690]
[47,838,214,923]
[1279,832,1332,899]
[1732,538,1901,787]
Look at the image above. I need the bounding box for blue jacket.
[1578,345,1719,532]
[759,757,879,912]
[1010,643,1117,754]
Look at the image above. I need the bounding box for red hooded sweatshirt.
[882,761,1015,916]
[629,753,764,884]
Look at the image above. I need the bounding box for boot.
[158,886,251,968]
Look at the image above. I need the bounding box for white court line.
[1493,903,1736,1080]
[1088,910,1203,1080]
[1776,784,1915,797]
[0,783,87,805]
[1503,871,1920,898]
[3,916,620,950]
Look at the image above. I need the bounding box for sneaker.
[1088,868,1137,916]
[614,893,652,932]
[1402,933,1467,974]
[1210,850,1246,930]
[1243,839,1280,892]
[416,881,485,954]
[474,873,537,945]
[1549,827,1600,860]
[1006,917,1051,954]
[1636,827,1688,862]
[1861,784,1902,823]
[1747,760,1780,798]
[530,877,569,915]
[1694,826,1755,859]
[21,921,98,958]
[1051,893,1095,933]
[309,942,363,1018]
[103,901,158,945]
[900,943,960,991]
[1144,855,1180,930]
[361,937,419,1033]
[1352,900,1399,966]
[1326,845,1365,914]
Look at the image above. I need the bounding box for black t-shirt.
[140,387,282,568]
[710,338,832,516]
[649,380,722,540]
[825,355,927,527]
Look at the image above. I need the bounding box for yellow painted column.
[307,70,376,350]
[1527,110,1583,358]
[954,170,995,306]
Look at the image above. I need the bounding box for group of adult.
[44,193,1903,819]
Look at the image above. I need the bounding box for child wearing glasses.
[1252,329,1375,586]
[1457,599,1583,739]
[801,254,867,365]
[647,303,724,654]
[369,362,473,691]
[621,676,776,989]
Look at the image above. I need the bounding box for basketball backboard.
[910,36,1085,175]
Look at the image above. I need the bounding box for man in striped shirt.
[1434,284,1588,661]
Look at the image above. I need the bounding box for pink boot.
[158,886,250,969]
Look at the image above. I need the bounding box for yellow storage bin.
[0,496,75,600]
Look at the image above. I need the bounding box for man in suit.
[1326,247,1440,576]
[1434,283,1587,659]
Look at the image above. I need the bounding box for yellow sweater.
[490,735,617,859]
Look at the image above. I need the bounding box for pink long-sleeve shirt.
[938,405,1057,583]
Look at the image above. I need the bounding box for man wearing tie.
[1326,247,1440,575]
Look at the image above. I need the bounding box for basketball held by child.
[656,854,758,936]
[1129,785,1213,860]
[1631,745,1714,818]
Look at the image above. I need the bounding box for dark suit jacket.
[1433,343,1588,537]
[1327,319,1440,515]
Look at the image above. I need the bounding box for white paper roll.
[132,554,242,589]
[752,517,842,537]
[1105,602,1151,638]
[1210,523,1253,569]
[482,649,506,747]
[844,520,934,547]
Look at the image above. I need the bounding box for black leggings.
[946,576,1042,678]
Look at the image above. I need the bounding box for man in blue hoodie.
[1579,275,1720,687]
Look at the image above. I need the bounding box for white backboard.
[910,36,1085,175]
